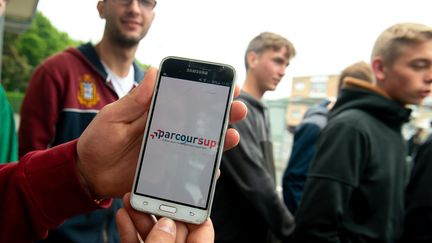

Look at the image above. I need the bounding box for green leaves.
[1,11,81,92]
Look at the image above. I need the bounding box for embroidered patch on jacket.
[77,74,100,107]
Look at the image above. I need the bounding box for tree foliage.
[1,11,81,92]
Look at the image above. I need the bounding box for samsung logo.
[187,68,208,75]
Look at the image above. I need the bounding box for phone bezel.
[130,56,236,224]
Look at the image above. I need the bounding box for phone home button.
[159,204,177,213]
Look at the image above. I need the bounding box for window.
[310,76,328,98]
[290,110,302,119]
[294,81,305,91]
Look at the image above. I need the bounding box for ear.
[147,10,156,28]
[246,52,258,69]
[97,1,105,19]
[371,57,386,83]
[151,11,156,22]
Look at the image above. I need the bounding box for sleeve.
[292,122,368,243]
[402,138,432,242]
[0,85,18,163]
[19,64,63,158]
[221,114,295,241]
[282,123,321,213]
[0,140,112,242]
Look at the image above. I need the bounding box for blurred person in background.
[211,32,296,243]
[0,0,18,164]
[402,120,432,243]
[18,0,156,241]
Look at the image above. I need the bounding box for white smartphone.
[130,56,236,224]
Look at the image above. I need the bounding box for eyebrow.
[273,56,290,65]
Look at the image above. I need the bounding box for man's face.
[250,47,291,92]
[377,40,432,105]
[99,0,155,47]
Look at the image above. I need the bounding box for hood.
[303,99,331,119]
[239,91,267,111]
[330,77,411,131]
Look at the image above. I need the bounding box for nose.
[127,0,141,13]
[278,66,286,78]
[425,68,432,84]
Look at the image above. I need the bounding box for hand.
[77,68,247,198]
[116,193,214,243]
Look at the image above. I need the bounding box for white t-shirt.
[102,62,136,98]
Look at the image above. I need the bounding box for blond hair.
[244,32,296,70]
[371,23,432,67]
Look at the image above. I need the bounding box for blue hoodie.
[282,99,330,213]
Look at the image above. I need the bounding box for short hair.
[244,32,296,70]
[338,61,373,91]
[371,23,432,67]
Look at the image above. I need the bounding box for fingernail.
[156,218,175,236]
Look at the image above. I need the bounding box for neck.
[95,37,138,77]
[242,74,264,100]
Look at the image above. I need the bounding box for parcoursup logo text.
[150,129,218,149]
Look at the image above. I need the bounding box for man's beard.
[114,34,143,48]
[107,25,146,48]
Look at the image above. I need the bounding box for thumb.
[145,218,176,243]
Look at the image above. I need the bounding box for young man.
[293,23,432,243]
[282,61,373,214]
[18,0,155,241]
[211,32,296,243]
[0,68,247,242]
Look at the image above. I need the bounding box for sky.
[37,0,432,99]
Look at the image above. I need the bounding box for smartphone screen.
[133,57,235,211]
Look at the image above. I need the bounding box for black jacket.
[293,78,411,243]
[402,134,432,243]
[211,91,295,243]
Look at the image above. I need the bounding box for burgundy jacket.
[0,140,111,242]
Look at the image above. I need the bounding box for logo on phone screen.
[150,129,218,149]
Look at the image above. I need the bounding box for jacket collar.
[343,77,391,100]
[333,77,412,131]
[77,43,145,83]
